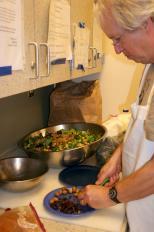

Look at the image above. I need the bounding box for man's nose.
[113,43,124,54]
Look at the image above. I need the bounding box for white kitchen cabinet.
[33,0,71,89]
[70,0,104,79]
[0,0,104,99]
[33,0,103,83]
[0,0,70,99]
[92,2,104,72]
[0,0,37,99]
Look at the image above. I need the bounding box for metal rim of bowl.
[0,157,48,182]
[19,122,107,153]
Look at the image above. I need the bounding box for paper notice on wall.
[73,25,90,68]
[0,0,24,70]
[48,0,72,62]
[93,2,103,54]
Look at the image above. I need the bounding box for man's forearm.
[111,143,123,163]
[116,156,154,202]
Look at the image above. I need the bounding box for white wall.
[100,33,144,120]
[92,12,145,120]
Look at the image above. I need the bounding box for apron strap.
[147,85,154,105]
[137,64,151,104]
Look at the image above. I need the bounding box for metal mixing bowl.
[19,122,106,168]
[0,157,48,192]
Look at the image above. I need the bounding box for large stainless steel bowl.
[19,122,106,168]
[0,157,48,192]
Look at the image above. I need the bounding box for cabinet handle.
[88,47,93,69]
[88,47,97,69]
[39,43,50,77]
[93,47,97,68]
[28,42,39,78]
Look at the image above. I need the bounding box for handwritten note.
[73,24,90,68]
[93,3,103,54]
[48,0,72,62]
[0,0,24,70]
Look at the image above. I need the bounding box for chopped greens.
[23,128,102,152]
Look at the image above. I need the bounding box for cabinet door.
[92,2,104,73]
[33,0,70,89]
[70,0,103,79]
[0,0,36,99]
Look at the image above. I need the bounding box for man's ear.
[143,17,154,32]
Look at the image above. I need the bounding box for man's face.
[99,8,154,64]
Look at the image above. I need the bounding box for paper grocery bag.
[48,80,102,126]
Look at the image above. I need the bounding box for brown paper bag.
[48,80,102,126]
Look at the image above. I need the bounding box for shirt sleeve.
[144,93,154,141]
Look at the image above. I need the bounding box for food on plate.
[23,128,102,152]
[49,186,83,214]
[0,203,46,232]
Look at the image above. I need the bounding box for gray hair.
[96,0,154,30]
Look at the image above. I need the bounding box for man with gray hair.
[78,1,154,231]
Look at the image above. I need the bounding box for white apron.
[122,64,154,232]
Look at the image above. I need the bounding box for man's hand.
[96,144,122,186]
[78,185,116,208]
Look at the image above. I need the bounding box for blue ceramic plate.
[43,187,95,217]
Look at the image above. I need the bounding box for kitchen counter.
[39,217,127,232]
[0,114,131,231]
[0,168,127,232]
